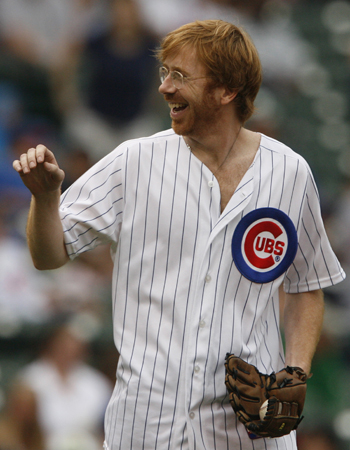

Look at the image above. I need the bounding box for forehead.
[163,46,207,76]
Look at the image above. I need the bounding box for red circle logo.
[232,208,298,283]
[243,219,287,271]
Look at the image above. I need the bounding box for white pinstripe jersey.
[59,129,345,450]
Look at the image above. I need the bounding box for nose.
[158,75,177,94]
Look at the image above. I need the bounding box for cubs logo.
[232,208,298,283]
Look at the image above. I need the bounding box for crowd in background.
[0,0,350,449]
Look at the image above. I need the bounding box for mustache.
[164,93,184,102]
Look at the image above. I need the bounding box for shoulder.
[259,133,312,174]
[114,128,182,158]
[120,128,179,149]
[83,129,178,168]
[259,133,307,163]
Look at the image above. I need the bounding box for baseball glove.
[224,353,308,438]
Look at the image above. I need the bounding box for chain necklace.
[185,126,242,178]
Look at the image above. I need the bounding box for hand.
[12,144,65,197]
[225,354,308,438]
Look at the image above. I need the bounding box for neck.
[184,124,244,168]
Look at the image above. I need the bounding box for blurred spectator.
[0,207,113,328]
[17,316,113,450]
[233,0,312,88]
[84,0,158,126]
[65,0,163,159]
[46,252,113,319]
[0,381,45,450]
[0,176,53,328]
[0,0,101,70]
[0,0,109,119]
[0,217,52,326]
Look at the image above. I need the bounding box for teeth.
[169,103,186,109]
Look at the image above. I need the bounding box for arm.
[13,144,69,270]
[283,288,324,376]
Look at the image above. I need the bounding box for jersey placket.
[182,167,256,449]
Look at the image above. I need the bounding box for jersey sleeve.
[59,147,125,259]
[284,166,345,293]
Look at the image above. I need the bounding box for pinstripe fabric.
[59,130,345,450]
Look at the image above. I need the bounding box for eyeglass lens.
[159,67,183,89]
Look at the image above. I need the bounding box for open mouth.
[169,102,188,114]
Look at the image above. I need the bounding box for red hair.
[156,20,262,123]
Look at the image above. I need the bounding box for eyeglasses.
[159,66,210,90]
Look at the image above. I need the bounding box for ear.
[220,87,238,105]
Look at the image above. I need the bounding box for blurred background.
[0,0,349,449]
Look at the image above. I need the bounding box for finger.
[36,144,49,163]
[19,152,32,174]
[36,144,59,167]
[227,356,255,377]
[18,146,51,174]
[43,162,65,183]
[12,159,23,173]
[27,147,38,169]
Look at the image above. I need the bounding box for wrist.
[32,189,61,205]
[285,360,311,376]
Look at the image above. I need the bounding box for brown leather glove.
[225,353,308,438]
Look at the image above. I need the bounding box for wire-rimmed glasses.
[159,66,210,90]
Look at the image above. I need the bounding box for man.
[13,20,344,450]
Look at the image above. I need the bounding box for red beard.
[166,84,222,138]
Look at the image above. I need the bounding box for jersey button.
[205,274,211,283]
[189,412,195,419]
[199,320,206,328]
[208,180,214,187]
[194,365,200,373]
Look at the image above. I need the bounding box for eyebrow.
[163,63,190,77]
